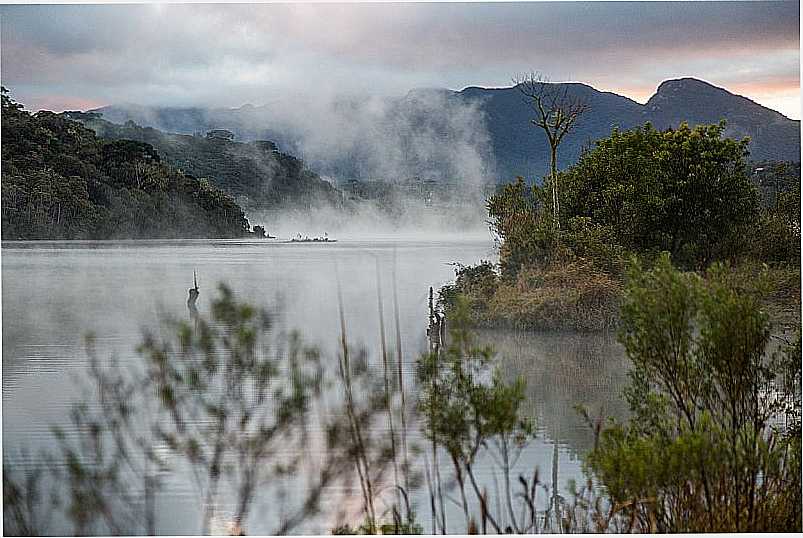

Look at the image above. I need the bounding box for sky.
[1,1,800,119]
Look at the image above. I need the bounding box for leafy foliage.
[418,297,535,533]
[486,177,560,280]
[488,122,778,278]
[439,260,499,315]
[560,121,759,269]
[588,254,802,532]
[2,463,56,536]
[138,284,336,534]
[749,161,801,263]
[1,89,251,239]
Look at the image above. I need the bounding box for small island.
[288,233,336,243]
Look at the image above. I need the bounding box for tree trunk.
[550,145,560,230]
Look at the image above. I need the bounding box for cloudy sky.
[1,1,800,118]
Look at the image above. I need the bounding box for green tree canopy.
[560,121,759,268]
[486,177,559,279]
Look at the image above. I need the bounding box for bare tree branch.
[513,72,589,229]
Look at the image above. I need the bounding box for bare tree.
[514,72,589,229]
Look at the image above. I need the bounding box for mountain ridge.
[90,77,801,182]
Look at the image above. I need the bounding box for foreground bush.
[588,254,802,532]
[4,285,412,536]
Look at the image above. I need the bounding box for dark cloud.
[1,2,799,117]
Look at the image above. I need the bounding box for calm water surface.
[2,238,628,535]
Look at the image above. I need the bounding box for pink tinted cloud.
[27,94,106,113]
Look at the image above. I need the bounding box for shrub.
[562,216,627,275]
[588,254,802,532]
[439,260,499,315]
[486,177,560,280]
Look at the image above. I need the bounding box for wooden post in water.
[428,287,434,350]
[426,285,447,533]
[187,270,200,318]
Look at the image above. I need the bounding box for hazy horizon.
[15,76,799,123]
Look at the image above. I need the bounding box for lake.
[2,238,629,535]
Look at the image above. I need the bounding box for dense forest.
[1,89,251,240]
[64,112,342,212]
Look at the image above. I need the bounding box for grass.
[444,253,801,335]
[451,259,622,332]
[762,263,802,335]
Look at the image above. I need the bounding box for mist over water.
[251,200,493,241]
[101,87,498,189]
[2,238,628,534]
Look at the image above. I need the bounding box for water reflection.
[478,329,631,455]
[2,239,635,535]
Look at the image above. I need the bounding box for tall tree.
[515,73,589,229]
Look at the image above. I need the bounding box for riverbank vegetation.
[442,121,801,332]
[1,89,251,239]
[429,256,801,533]
[417,118,801,533]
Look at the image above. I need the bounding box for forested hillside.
[1,89,251,240]
[65,113,342,212]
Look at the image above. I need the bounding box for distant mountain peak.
[648,78,737,111]
[647,76,794,123]
[404,87,455,100]
[655,77,727,93]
